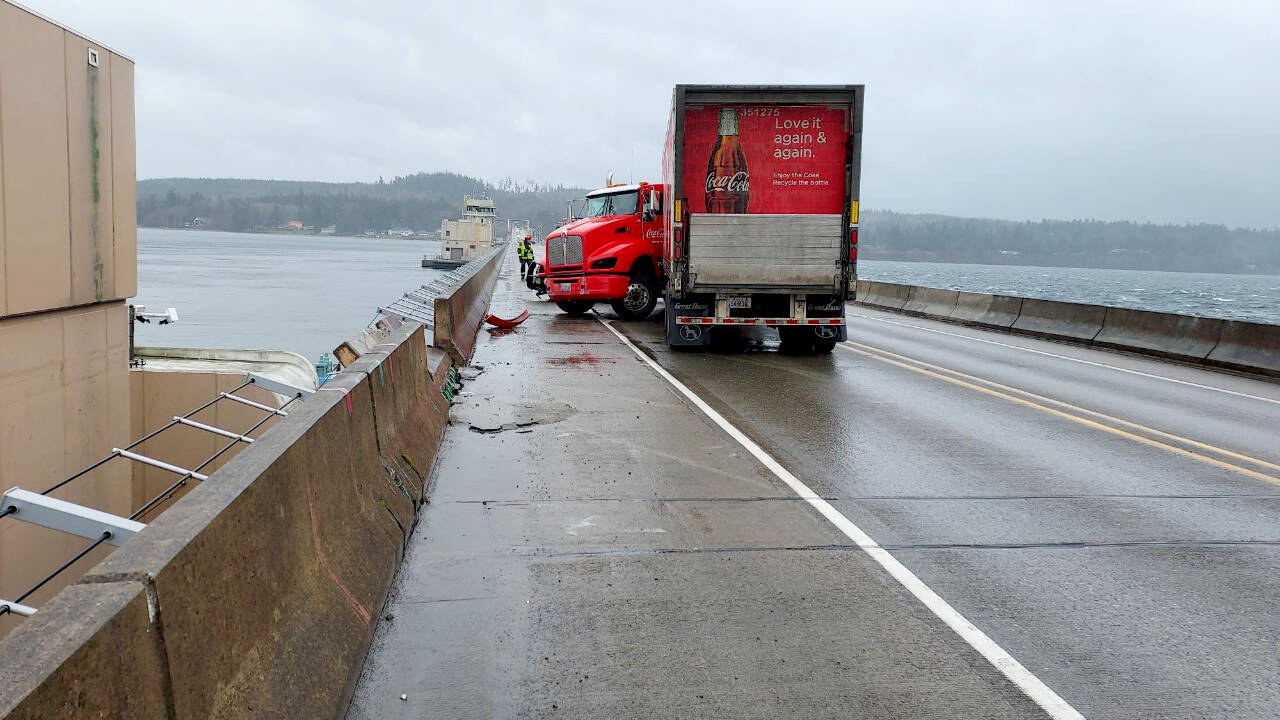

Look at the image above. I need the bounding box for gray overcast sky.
[24,0,1280,227]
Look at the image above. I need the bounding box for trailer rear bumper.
[675,316,845,326]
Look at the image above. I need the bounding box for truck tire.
[610,274,658,321]
[556,300,594,317]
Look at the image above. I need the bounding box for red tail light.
[850,228,858,260]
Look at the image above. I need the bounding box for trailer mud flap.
[821,324,849,343]
[665,299,712,346]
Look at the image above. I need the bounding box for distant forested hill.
[137,175,1279,274]
[137,172,586,237]
[860,210,1280,274]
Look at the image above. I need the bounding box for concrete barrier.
[860,281,913,310]
[855,279,870,301]
[854,281,1279,377]
[948,291,1024,329]
[434,246,506,365]
[0,582,171,719]
[1206,321,1280,377]
[1094,308,1224,362]
[1011,298,1108,343]
[78,368,404,719]
[901,286,960,318]
[0,318,460,718]
[365,324,452,506]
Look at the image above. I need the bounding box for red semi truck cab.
[542,182,668,320]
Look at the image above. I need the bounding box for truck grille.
[547,235,583,267]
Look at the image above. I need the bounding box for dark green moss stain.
[88,64,104,301]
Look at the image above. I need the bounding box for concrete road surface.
[348,273,1280,719]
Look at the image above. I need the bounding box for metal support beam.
[2,488,145,547]
[114,449,210,481]
[173,416,255,443]
[247,373,314,399]
[0,599,37,617]
[220,392,289,416]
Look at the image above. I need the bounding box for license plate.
[727,295,751,309]
[559,283,573,291]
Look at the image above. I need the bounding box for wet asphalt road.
[349,271,1280,719]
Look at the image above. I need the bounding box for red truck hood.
[550,215,630,239]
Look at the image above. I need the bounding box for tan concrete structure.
[0,2,135,314]
[127,347,317,513]
[439,194,496,261]
[0,1,136,636]
[0,4,314,639]
[0,322,458,719]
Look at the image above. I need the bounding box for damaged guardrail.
[336,243,507,368]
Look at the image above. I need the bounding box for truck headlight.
[590,257,618,270]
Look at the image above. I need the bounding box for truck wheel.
[812,339,837,353]
[556,300,594,317]
[610,274,658,321]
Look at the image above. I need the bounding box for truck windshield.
[584,191,639,217]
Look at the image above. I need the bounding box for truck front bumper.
[545,273,630,302]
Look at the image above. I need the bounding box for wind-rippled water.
[137,230,1279,362]
[859,260,1280,325]
[135,228,445,362]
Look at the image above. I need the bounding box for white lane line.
[848,311,1280,406]
[598,317,1085,720]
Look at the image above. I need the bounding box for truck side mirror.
[643,192,661,221]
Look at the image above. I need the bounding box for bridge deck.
[348,269,1280,719]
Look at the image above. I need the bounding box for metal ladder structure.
[0,374,313,619]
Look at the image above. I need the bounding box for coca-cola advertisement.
[683,104,849,215]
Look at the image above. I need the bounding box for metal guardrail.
[375,243,508,331]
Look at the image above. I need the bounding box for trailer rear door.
[679,92,853,292]
[688,213,843,287]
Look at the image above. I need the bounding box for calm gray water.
[859,260,1280,325]
[135,229,445,362]
[136,230,1279,362]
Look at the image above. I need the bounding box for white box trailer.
[660,85,864,352]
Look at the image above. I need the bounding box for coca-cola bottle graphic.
[705,108,749,213]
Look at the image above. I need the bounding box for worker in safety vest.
[517,236,535,281]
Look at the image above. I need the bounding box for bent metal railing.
[375,243,507,330]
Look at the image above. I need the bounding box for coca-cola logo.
[644,229,666,239]
[706,171,749,194]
